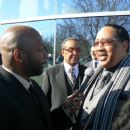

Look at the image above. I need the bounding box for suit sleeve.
[42,67,74,129]
[42,69,50,95]
[51,106,75,130]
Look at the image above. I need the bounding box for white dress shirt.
[63,62,79,79]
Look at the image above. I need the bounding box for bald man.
[0,25,53,130]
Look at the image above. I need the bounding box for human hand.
[63,90,84,113]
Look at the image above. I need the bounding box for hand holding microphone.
[63,68,94,113]
[63,90,84,113]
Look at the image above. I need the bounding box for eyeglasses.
[94,38,119,47]
[91,51,96,53]
[63,47,80,53]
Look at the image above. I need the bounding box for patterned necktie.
[69,67,76,86]
[93,71,110,97]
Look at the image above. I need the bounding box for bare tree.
[56,0,130,64]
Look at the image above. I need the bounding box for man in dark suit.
[42,37,86,130]
[0,25,53,130]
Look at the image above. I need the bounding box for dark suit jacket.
[0,66,53,130]
[42,63,86,130]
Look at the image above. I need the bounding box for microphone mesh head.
[102,71,109,77]
[84,67,94,76]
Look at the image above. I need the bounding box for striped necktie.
[93,71,110,97]
[69,67,76,86]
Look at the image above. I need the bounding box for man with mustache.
[75,24,130,130]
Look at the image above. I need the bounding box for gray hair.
[61,37,80,48]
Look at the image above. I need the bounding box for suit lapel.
[0,67,41,112]
[55,64,86,93]
[78,65,86,83]
[30,80,53,130]
[1,70,44,124]
[74,65,86,90]
[56,64,67,96]
[1,67,52,130]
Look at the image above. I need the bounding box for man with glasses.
[42,37,86,130]
[75,24,130,130]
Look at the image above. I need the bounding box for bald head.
[0,25,48,79]
[0,25,43,52]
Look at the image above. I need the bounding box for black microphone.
[79,67,94,93]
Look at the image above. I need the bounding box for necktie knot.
[100,71,110,81]
[28,83,35,95]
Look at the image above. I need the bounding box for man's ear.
[61,49,64,55]
[13,49,23,63]
[122,40,129,52]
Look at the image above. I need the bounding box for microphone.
[79,67,94,93]
[102,70,109,79]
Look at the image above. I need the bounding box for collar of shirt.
[63,62,79,78]
[92,60,99,68]
[2,65,30,90]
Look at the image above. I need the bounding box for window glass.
[0,0,130,21]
